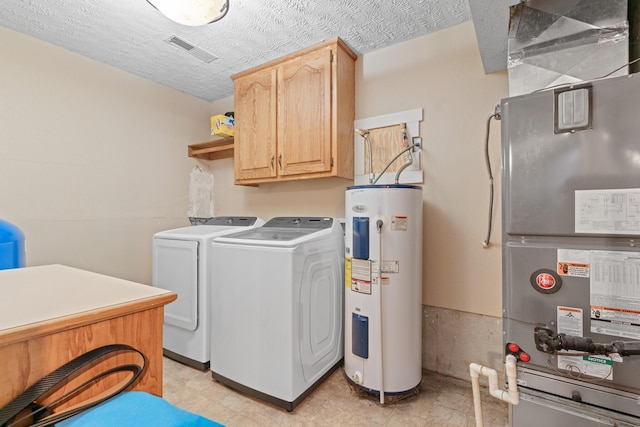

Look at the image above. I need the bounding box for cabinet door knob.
[271,155,275,170]
[278,153,283,170]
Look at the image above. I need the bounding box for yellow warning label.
[345,257,352,289]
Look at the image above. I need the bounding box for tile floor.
[163,357,508,426]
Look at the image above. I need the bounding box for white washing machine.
[152,216,264,369]
[209,217,344,411]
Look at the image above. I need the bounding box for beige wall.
[0,26,211,284]
[1,21,508,318]
[211,22,509,317]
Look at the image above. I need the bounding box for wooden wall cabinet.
[232,37,356,185]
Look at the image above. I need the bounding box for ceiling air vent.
[164,35,218,63]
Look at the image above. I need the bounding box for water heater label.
[345,257,352,289]
[391,216,408,231]
[372,276,390,286]
[351,258,372,294]
[371,260,399,274]
[352,279,371,294]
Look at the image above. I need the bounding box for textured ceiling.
[0,0,512,101]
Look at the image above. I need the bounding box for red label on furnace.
[530,269,562,294]
[536,273,556,289]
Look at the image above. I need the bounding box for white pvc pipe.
[470,367,484,427]
[377,220,385,405]
[469,355,519,427]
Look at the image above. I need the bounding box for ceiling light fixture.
[147,0,229,26]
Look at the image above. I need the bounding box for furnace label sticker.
[556,305,614,380]
[557,249,590,277]
[575,189,640,235]
[557,306,583,336]
[558,356,613,381]
[590,250,640,339]
[351,258,372,294]
[556,306,598,376]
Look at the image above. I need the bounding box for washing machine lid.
[153,217,263,240]
[214,217,335,246]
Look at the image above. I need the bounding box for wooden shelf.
[188,137,234,160]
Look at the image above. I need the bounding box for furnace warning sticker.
[557,249,590,277]
[556,306,595,376]
[351,258,372,294]
[558,356,613,381]
[590,250,640,339]
[557,306,583,336]
[391,216,408,231]
[575,189,640,235]
[557,306,614,380]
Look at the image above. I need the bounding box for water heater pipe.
[356,129,375,184]
[376,218,385,404]
[394,159,414,184]
[469,355,519,427]
[372,144,419,185]
[393,123,414,184]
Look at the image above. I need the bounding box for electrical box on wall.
[353,109,423,185]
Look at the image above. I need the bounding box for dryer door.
[152,238,198,331]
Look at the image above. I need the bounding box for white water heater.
[344,184,423,401]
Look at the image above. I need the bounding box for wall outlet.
[412,136,422,152]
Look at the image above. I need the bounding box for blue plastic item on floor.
[56,391,224,427]
[0,219,25,270]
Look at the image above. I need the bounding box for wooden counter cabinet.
[0,265,177,414]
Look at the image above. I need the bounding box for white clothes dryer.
[152,216,264,369]
[209,217,344,411]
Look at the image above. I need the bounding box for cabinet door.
[277,46,332,176]
[234,67,277,181]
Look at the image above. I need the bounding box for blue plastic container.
[0,219,25,270]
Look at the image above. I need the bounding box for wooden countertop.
[0,264,176,346]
